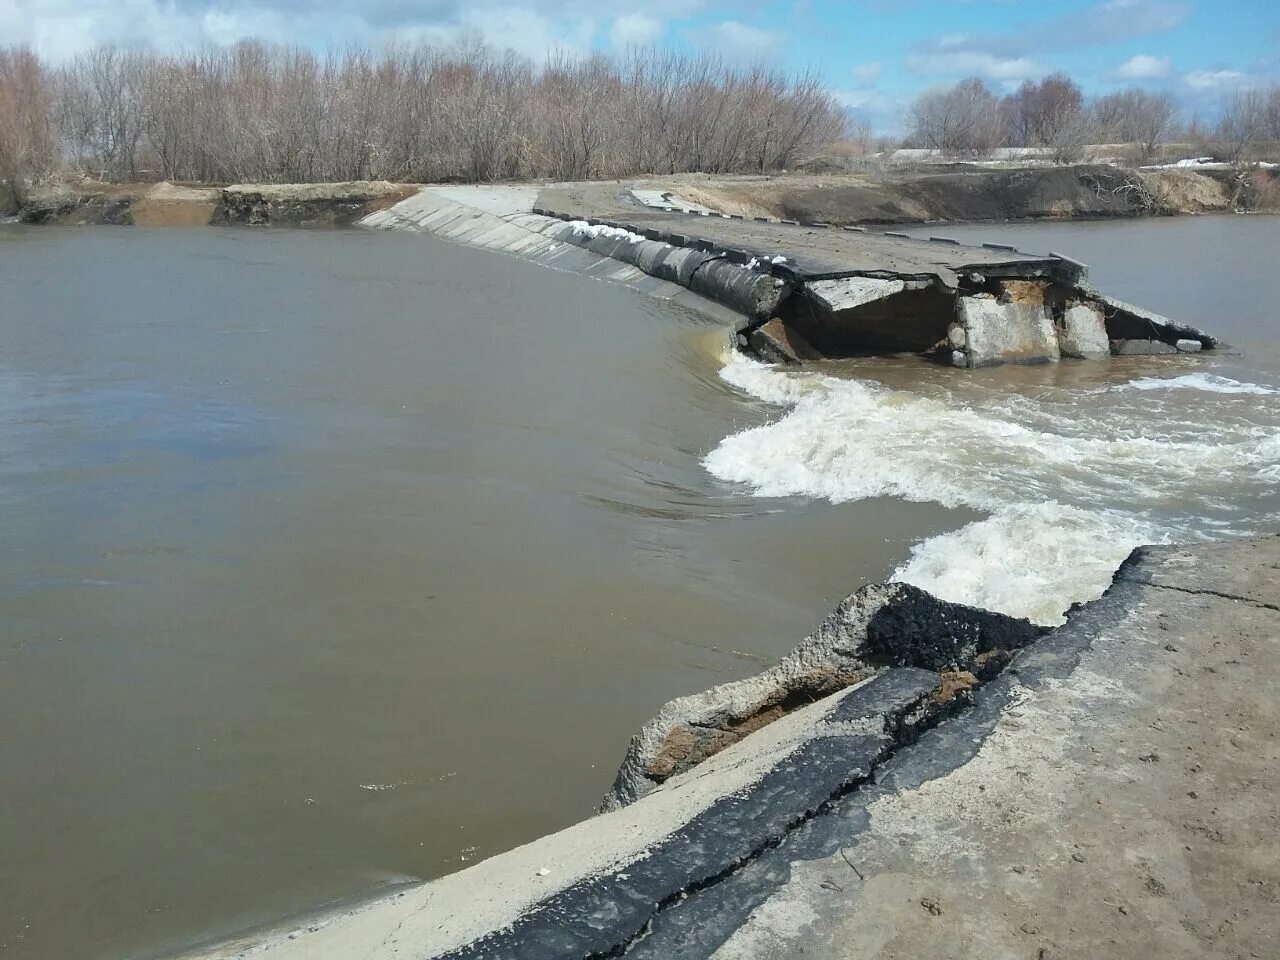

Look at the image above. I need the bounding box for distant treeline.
[0,42,847,187]
[906,73,1280,163]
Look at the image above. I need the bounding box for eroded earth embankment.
[6,180,414,226]
[655,164,1275,224]
[9,163,1276,227]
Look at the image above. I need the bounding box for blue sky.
[5,0,1278,131]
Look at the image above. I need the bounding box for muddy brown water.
[0,226,964,959]
[2,215,1277,960]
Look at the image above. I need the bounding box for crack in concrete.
[1123,576,1280,612]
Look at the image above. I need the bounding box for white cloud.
[700,20,781,58]
[1115,53,1170,79]
[0,0,701,61]
[609,14,662,48]
[910,0,1190,68]
[832,88,910,137]
[1183,69,1250,91]
[834,89,883,110]
[906,50,1045,82]
[850,62,882,85]
[457,6,597,60]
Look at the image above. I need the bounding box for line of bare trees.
[0,40,847,188]
[909,74,1280,164]
[0,47,56,197]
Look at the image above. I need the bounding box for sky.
[4,0,1278,132]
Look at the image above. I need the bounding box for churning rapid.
[706,354,1280,625]
[707,216,1280,626]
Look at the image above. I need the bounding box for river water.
[0,226,960,959]
[1,216,1277,959]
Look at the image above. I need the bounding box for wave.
[707,354,1280,625]
[1115,373,1280,396]
[889,502,1165,625]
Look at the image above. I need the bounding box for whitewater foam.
[707,354,1280,625]
[1115,373,1280,396]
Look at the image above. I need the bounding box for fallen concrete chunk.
[1176,338,1203,352]
[748,318,822,364]
[602,582,1045,810]
[1094,291,1217,349]
[1112,338,1178,356]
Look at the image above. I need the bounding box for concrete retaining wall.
[359,191,790,332]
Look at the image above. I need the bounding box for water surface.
[4,215,1277,959]
[0,226,960,959]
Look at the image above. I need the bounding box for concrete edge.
[358,189,773,333]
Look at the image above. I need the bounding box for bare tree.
[1000,73,1092,163]
[1266,85,1280,141]
[1214,87,1268,163]
[0,46,57,198]
[8,41,848,185]
[909,78,1005,157]
[1090,89,1176,162]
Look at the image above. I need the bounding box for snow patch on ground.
[568,220,647,244]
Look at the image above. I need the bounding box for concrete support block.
[1112,339,1179,356]
[1093,292,1217,349]
[958,283,1060,367]
[1059,301,1110,360]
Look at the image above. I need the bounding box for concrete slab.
[419,184,538,217]
[806,277,909,313]
[628,536,1280,960]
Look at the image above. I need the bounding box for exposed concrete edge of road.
[600,581,1047,811]
[626,532,1280,958]
[171,533,1279,960]
[620,555,1159,956]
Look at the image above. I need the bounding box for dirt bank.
[8,180,414,226]
[8,165,1275,228]
[211,181,415,226]
[686,164,1254,225]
